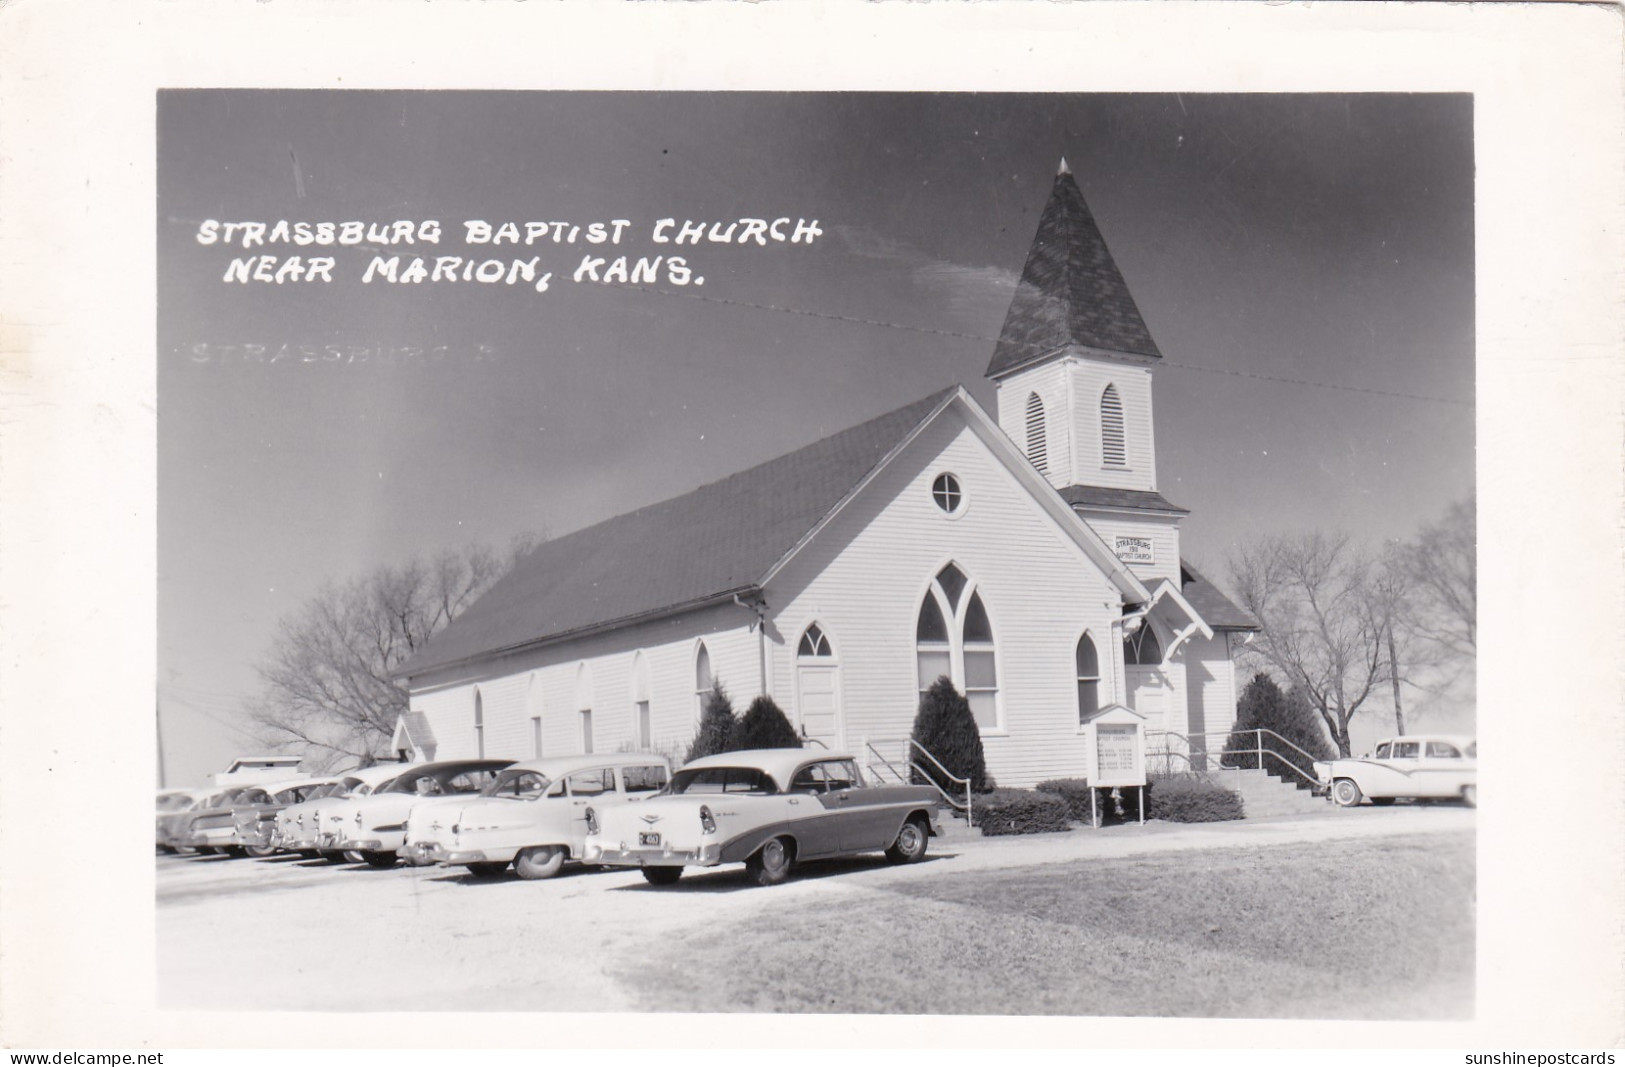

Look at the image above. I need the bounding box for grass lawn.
[621,831,1474,1017]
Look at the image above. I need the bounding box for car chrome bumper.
[402,842,445,866]
[590,843,721,868]
[340,838,384,852]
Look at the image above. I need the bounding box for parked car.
[156,789,204,852]
[232,778,335,856]
[402,754,671,879]
[183,785,274,856]
[1314,734,1477,808]
[322,759,514,869]
[585,749,942,886]
[279,764,415,861]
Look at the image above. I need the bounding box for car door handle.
[788,799,801,806]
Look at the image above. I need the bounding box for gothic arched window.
[915,562,1001,730]
[1101,384,1127,468]
[1025,392,1048,474]
[798,623,833,658]
[1076,634,1101,723]
[1124,620,1163,666]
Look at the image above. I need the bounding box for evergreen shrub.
[734,695,802,750]
[1221,672,1335,786]
[971,789,1073,836]
[684,682,738,764]
[909,676,992,795]
[1146,776,1244,822]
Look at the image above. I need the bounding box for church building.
[393,161,1256,789]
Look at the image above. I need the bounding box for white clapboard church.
[393,162,1256,789]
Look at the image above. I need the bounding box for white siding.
[1076,512,1183,585]
[765,413,1124,789]
[994,361,1072,491]
[1068,361,1157,493]
[408,602,761,765]
[1178,632,1240,771]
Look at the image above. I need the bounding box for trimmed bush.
[734,695,802,750]
[1035,778,1149,825]
[909,676,992,795]
[1146,776,1244,823]
[972,789,1073,836]
[684,682,737,763]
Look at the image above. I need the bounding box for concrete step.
[1203,768,1327,818]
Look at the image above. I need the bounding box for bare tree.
[1230,532,1390,757]
[252,536,540,766]
[1402,494,1476,659]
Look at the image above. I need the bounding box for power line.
[620,283,1471,409]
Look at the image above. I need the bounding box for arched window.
[694,641,713,719]
[1025,392,1048,474]
[473,689,485,758]
[631,652,652,751]
[915,562,1000,730]
[1076,634,1100,724]
[526,673,543,757]
[574,663,595,755]
[1101,384,1127,468]
[798,623,833,658]
[1124,620,1163,666]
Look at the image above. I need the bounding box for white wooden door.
[795,664,841,750]
[1126,667,1169,733]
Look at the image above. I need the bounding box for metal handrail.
[908,739,975,827]
[1148,727,1323,788]
[861,738,975,827]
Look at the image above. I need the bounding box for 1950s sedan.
[585,749,942,887]
[279,764,415,860]
[323,759,514,868]
[402,753,670,879]
[1314,734,1478,808]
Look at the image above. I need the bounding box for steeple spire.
[986,165,1162,379]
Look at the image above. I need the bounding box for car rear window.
[669,767,779,796]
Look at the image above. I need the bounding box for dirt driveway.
[158,805,1475,1014]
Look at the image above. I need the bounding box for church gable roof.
[986,161,1163,379]
[395,388,959,679]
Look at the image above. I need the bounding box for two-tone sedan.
[585,749,942,887]
[1315,734,1478,808]
[402,754,670,879]
[323,759,513,868]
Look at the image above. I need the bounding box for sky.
[157,91,1475,786]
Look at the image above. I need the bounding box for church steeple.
[986,161,1162,381]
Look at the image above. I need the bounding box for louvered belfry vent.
[1024,392,1048,473]
[1100,385,1127,467]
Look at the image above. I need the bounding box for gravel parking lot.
[158,805,1475,1015]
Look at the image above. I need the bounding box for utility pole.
[156,698,168,788]
[1387,625,1406,736]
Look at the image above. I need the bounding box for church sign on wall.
[1114,535,1155,564]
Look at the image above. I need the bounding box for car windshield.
[668,767,779,796]
[482,770,554,799]
[156,795,194,812]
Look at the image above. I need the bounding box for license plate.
[638,832,661,847]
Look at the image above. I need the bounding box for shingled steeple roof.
[986,159,1163,379]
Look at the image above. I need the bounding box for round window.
[931,473,963,514]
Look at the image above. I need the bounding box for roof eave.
[395,585,762,686]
